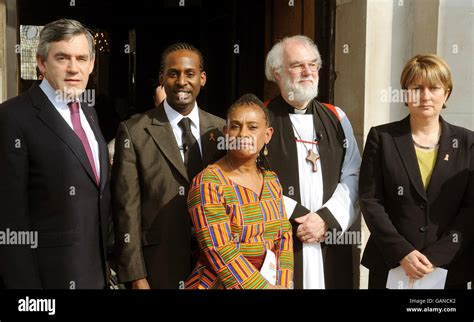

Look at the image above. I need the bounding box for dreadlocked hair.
[159,42,204,73]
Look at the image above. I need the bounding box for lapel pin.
[444,154,449,161]
[209,133,216,142]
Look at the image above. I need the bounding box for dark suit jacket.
[111,102,224,288]
[360,116,474,286]
[0,83,111,289]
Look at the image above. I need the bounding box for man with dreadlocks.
[112,43,225,289]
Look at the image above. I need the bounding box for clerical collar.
[293,108,307,114]
[278,95,315,115]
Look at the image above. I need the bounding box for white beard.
[282,75,319,107]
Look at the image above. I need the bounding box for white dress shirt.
[39,79,100,178]
[163,99,202,162]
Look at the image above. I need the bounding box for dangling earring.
[442,103,447,109]
[263,144,268,156]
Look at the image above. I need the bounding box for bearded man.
[264,35,361,289]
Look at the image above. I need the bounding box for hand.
[131,278,151,289]
[399,250,434,280]
[294,212,329,244]
[154,85,167,107]
[266,284,286,290]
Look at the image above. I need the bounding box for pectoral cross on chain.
[306,149,320,172]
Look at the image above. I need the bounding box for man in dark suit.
[0,19,110,289]
[112,43,225,289]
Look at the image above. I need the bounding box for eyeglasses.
[287,62,320,74]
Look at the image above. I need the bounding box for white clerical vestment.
[284,106,360,289]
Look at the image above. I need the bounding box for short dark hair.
[227,93,272,127]
[159,42,204,73]
[226,93,273,170]
[37,19,95,61]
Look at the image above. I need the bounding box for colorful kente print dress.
[185,165,293,289]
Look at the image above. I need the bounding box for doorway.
[18,0,333,143]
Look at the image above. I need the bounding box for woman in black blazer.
[360,54,474,289]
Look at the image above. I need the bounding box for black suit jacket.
[360,116,474,286]
[111,102,225,288]
[0,83,111,289]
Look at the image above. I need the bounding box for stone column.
[0,0,18,103]
[0,0,6,102]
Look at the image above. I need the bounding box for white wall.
[437,0,474,130]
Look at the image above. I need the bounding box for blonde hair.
[400,54,453,102]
